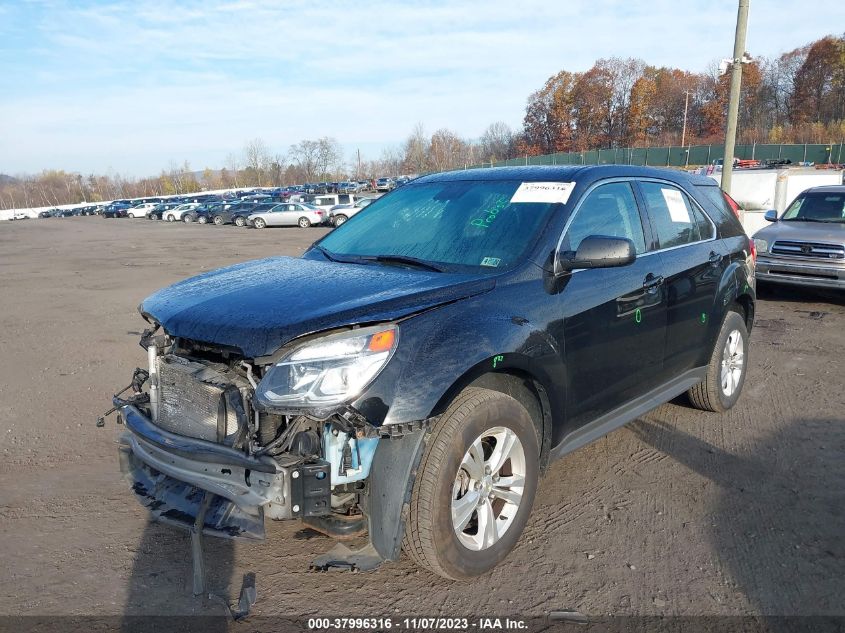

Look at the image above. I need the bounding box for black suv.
[111,166,755,580]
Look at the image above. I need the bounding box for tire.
[166,214,175,222]
[253,218,266,229]
[184,214,194,223]
[213,215,223,225]
[234,216,245,227]
[198,215,208,224]
[687,309,749,412]
[128,213,136,219]
[403,387,539,580]
[334,214,348,226]
[298,217,311,228]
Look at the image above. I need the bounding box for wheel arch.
[429,364,554,473]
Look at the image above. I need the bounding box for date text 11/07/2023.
[306,617,529,630]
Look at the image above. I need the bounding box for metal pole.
[720,0,750,195]
[681,90,691,147]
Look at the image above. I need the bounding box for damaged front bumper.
[116,400,330,540]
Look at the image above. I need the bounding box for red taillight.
[723,191,741,219]
[749,236,757,263]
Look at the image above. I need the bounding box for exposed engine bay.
[107,322,426,575]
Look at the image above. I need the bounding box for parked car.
[233,202,277,227]
[752,185,845,289]
[102,202,131,218]
[211,202,257,226]
[38,210,53,219]
[328,197,375,226]
[162,203,200,222]
[10,211,29,220]
[110,165,755,581]
[307,193,357,212]
[375,177,395,192]
[127,202,159,219]
[147,203,180,220]
[249,202,326,229]
[182,202,222,224]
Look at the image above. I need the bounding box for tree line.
[2,33,842,210]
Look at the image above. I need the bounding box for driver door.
[554,180,668,430]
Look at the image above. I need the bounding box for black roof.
[415,165,716,188]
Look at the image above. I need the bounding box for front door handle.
[643,274,664,292]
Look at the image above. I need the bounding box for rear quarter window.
[694,184,744,237]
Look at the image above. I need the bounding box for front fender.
[352,276,563,429]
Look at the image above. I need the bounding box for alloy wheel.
[451,426,526,551]
[720,329,745,397]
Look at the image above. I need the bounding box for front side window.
[317,179,562,271]
[561,182,646,254]
[640,182,703,249]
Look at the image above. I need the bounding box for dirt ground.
[0,217,843,624]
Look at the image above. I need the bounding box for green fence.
[471,143,845,170]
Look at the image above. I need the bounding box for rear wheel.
[333,214,348,226]
[213,215,223,225]
[166,214,175,222]
[198,215,208,224]
[688,310,749,412]
[253,217,266,229]
[234,216,246,227]
[184,214,194,223]
[403,387,539,580]
[298,217,311,228]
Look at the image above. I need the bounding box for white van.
[307,193,357,212]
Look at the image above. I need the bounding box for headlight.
[255,324,398,409]
[753,238,768,254]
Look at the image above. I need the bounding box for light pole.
[681,90,693,148]
[721,0,751,195]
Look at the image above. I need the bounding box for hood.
[754,220,845,243]
[141,256,495,358]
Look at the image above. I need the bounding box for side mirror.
[556,235,636,274]
[764,210,778,222]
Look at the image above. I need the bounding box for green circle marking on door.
[635,308,642,324]
[700,312,707,324]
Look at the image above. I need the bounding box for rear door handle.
[643,274,664,291]
[709,251,723,264]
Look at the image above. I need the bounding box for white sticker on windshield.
[480,257,501,267]
[662,188,691,223]
[510,182,575,205]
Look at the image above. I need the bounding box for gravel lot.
[0,217,842,623]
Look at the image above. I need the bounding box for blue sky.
[1,0,843,177]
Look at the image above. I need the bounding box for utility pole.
[681,90,693,148]
[721,0,750,195]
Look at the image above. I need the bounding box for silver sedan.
[248,203,327,229]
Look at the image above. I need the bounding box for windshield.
[316,179,562,271]
[782,192,845,223]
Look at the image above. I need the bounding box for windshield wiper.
[311,244,340,261]
[369,254,446,272]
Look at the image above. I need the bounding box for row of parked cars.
[126,193,377,228]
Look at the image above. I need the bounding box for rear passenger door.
[558,180,668,430]
[636,180,725,378]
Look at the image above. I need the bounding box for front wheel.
[213,215,223,225]
[298,217,311,228]
[234,216,246,227]
[184,214,194,223]
[253,217,266,229]
[403,387,539,580]
[197,215,208,224]
[166,214,175,222]
[333,214,348,226]
[688,309,749,412]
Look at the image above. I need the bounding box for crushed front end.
[112,322,408,564]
